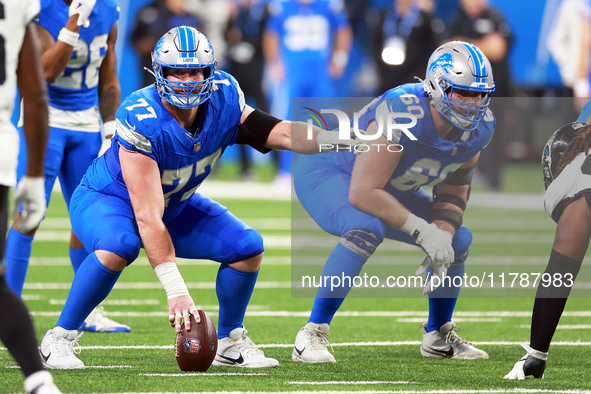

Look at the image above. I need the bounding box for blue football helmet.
[542,122,587,189]
[151,26,217,109]
[422,41,495,131]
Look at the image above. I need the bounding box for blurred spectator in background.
[547,0,591,113]
[226,0,270,180]
[131,0,201,88]
[372,0,443,93]
[446,0,514,191]
[263,0,352,186]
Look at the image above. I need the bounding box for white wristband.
[332,49,349,69]
[102,120,116,138]
[57,28,79,47]
[154,262,189,299]
[574,79,590,97]
[400,213,428,239]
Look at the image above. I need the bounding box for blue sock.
[4,228,34,296]
[309,243,367,325]
[69,247,88,273]
[427,263,465,332]
[56,253,120,330]
[216,263,258,339]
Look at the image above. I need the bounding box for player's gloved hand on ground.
[415,256,449,295]
[167,294,200,334]
[69,0,97,27]
[401,213,454,267]
[317,128,367,155]
[14,176,46,233]
[504,344,548,380]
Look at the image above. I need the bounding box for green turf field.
[2,171,591,393]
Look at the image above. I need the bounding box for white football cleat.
[504,343,547,380]
[292,322,336,363]
[212,327,279,368]
[79,306,131,333]
[24,371,62,394]
[40,327,85,369]
[420,322,488,359]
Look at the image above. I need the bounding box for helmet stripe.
[187,29,196,57]
[177,27,187,58]
[461,42,486,84]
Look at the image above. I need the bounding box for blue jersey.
[37,0,119,111]
[325,83,495,197]
[266,0,348,72]
[577,100,591,123]
[81,70,245,222]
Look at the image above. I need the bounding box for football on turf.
[174,310,217,371]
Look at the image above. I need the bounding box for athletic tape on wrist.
[400,213,427,239]
[102,120,116,138]
[154,262,189,299]
[57,28,79,47]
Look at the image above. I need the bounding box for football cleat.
[24,371,62,394]
[40,327,85,369]
[420,322,488,359]
[504,344,547,380]
[212,327,279,368]
[292,322,336,363]
[78,306,131,333]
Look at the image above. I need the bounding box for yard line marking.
[396,318,501,323]
[24,281,292,290]
[27,310,591,318]
[49,299,160,305]
[28,256,293,266]
[286,381,413,385]
[140,373,267,377]
[66,390,591,394]
[520,324,591,329]
[5,341,590,352]
[7,365,132,369]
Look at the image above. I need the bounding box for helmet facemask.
[150,26,217,109]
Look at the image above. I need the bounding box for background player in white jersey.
[0,1,61,392]
[39,26,362,369]
[505,122,591,379]
[4,0,128,333]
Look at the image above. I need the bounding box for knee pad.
[102,232,141,265]
[339,228,381,259]
[234,228,264,260]
[451,226,472,265]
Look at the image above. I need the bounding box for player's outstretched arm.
[119,148,198,333]
[98,23,121,155]
[15,24,49,233]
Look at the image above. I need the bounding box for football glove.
[316,129,367,155]
[69,0,97,27]
[401,214,454,267]
[14,176,46,233]
[415,256,449,295]
[98,138,111,157]
[504,344,548,380]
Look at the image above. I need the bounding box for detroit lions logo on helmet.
[428,52,454,75]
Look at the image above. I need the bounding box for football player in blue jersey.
[4,0,129,333]
[292,41,495,363]
[505,122,591,379]
[39,26,362,369]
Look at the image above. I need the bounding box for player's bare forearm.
[98,83,120,122]
[18,25,48,178]
[36,17,80,83]
[98,24,120,122]
[265,121,331,154]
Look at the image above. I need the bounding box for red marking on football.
[175,310,217,371]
